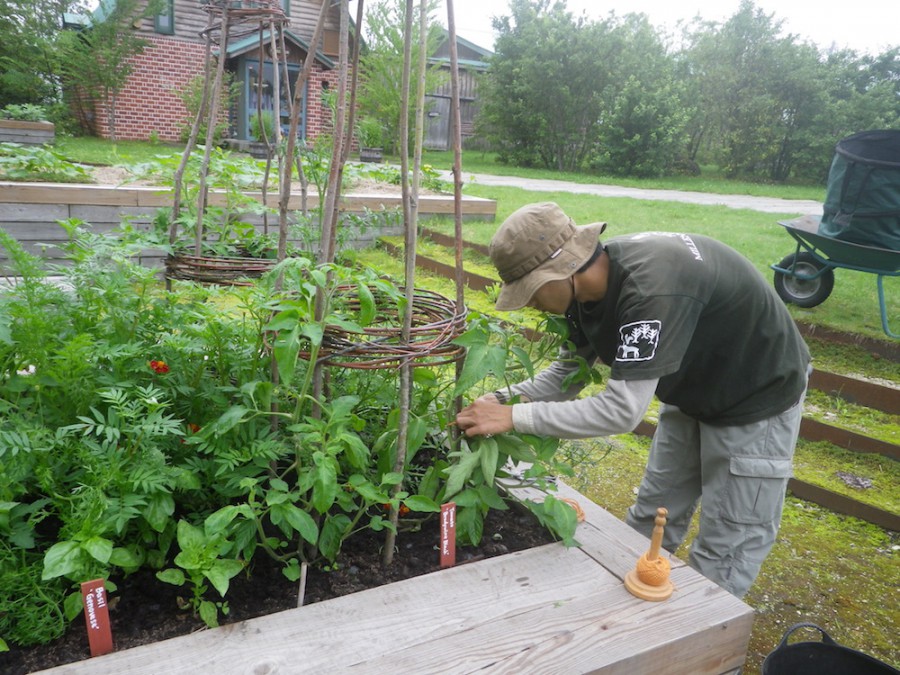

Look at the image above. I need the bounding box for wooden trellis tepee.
[166,0,292,284]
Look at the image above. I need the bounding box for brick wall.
[89,34,344,144]
[93,35,204,142]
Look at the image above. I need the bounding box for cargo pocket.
[723,456,793,525]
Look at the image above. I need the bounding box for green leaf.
[211,405,250,436]
[318,514,351,562]
[509,345,535,380]
[175,519,206,552]
[205,505,239,534]
[156,568,186,586]
[275,324,302,383]
[380,471,404,486]
[205,558,244,597]
[494,434,538,464]
[82,536,113,564]
[479,437,499,486]
[476,485,508,510]
[352,479,388,503]
[282,559,301,582]
[64,592,85,621]
[445,446,481,498]
[300,322,325,346]
[109,546,142,571]
[403,495,441,513]
[280,503,319,545]
[199,600,219,628]
[312,453,338,514]
[454,343,507,397]
[144,492,175,533]
[329,395,360,420]
[41,540,81,580]
[265,310,300,332]
[456,506,484,546]
[356,282,376,326]
[451,488,480,508]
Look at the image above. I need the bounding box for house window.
[281,0,290,16]
[155,0,174,34]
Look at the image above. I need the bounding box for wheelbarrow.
[772,213,900,338]
[771,129,900,339]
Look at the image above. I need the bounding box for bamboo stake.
[446,0,466,436]
[169,12,214,248]
[194,9,230,256]
[278,0,330,266]
[382,0,420,568]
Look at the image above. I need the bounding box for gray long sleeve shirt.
[498,344,658,439]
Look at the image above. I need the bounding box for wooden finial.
[624,507,674,601]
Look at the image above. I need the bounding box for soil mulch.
[3,508,555,674]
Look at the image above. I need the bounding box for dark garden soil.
[3,508,555,674]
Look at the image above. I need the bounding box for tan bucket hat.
[489,202,606,311]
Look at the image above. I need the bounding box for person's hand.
[455,398,514,438]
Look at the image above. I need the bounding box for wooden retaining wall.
[0,120,55,145]
[0,182,496,271]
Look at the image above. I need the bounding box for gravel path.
[441,171,823,215]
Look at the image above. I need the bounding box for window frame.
[154,0,174,35]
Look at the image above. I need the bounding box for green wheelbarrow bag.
[819,129,900,251]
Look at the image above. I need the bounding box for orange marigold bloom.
[149,360,170,374]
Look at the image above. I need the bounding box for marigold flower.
[149,359,170,374]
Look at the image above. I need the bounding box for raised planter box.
[34,481,753,674]
[0,181,497,272]
[0,119,55,145]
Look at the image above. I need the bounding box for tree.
[0,0,82,109]
[479,0,614,171]
[57,0,158,140]
[357,0,445,155]
[679,2,898,183]
[590,13,690,177]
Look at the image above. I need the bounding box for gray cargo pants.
[625,394,805,598]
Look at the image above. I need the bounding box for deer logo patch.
[616,320,661,362]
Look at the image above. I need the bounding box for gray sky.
[435,0,898,55]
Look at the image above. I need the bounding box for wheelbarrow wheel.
[773,252,835,308]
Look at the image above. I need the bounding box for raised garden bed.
[0,120,55,145]
[31,481,753,675]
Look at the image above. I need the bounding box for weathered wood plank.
[38,550,750,675]
[37,544,616,674]
[500,479,686,579]
[356,567,751,675]
[0,120,55,144]
[0,203,70,222]
[0,182,497,221]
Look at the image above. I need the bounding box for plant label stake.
[440,502,456,568]
[80,579,113,656]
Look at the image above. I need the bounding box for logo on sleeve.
[616,320,661,362]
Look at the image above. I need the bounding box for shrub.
[0,104,48,122]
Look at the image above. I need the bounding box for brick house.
[67,0,345,143]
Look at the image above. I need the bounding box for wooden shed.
[425,30,492,151]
